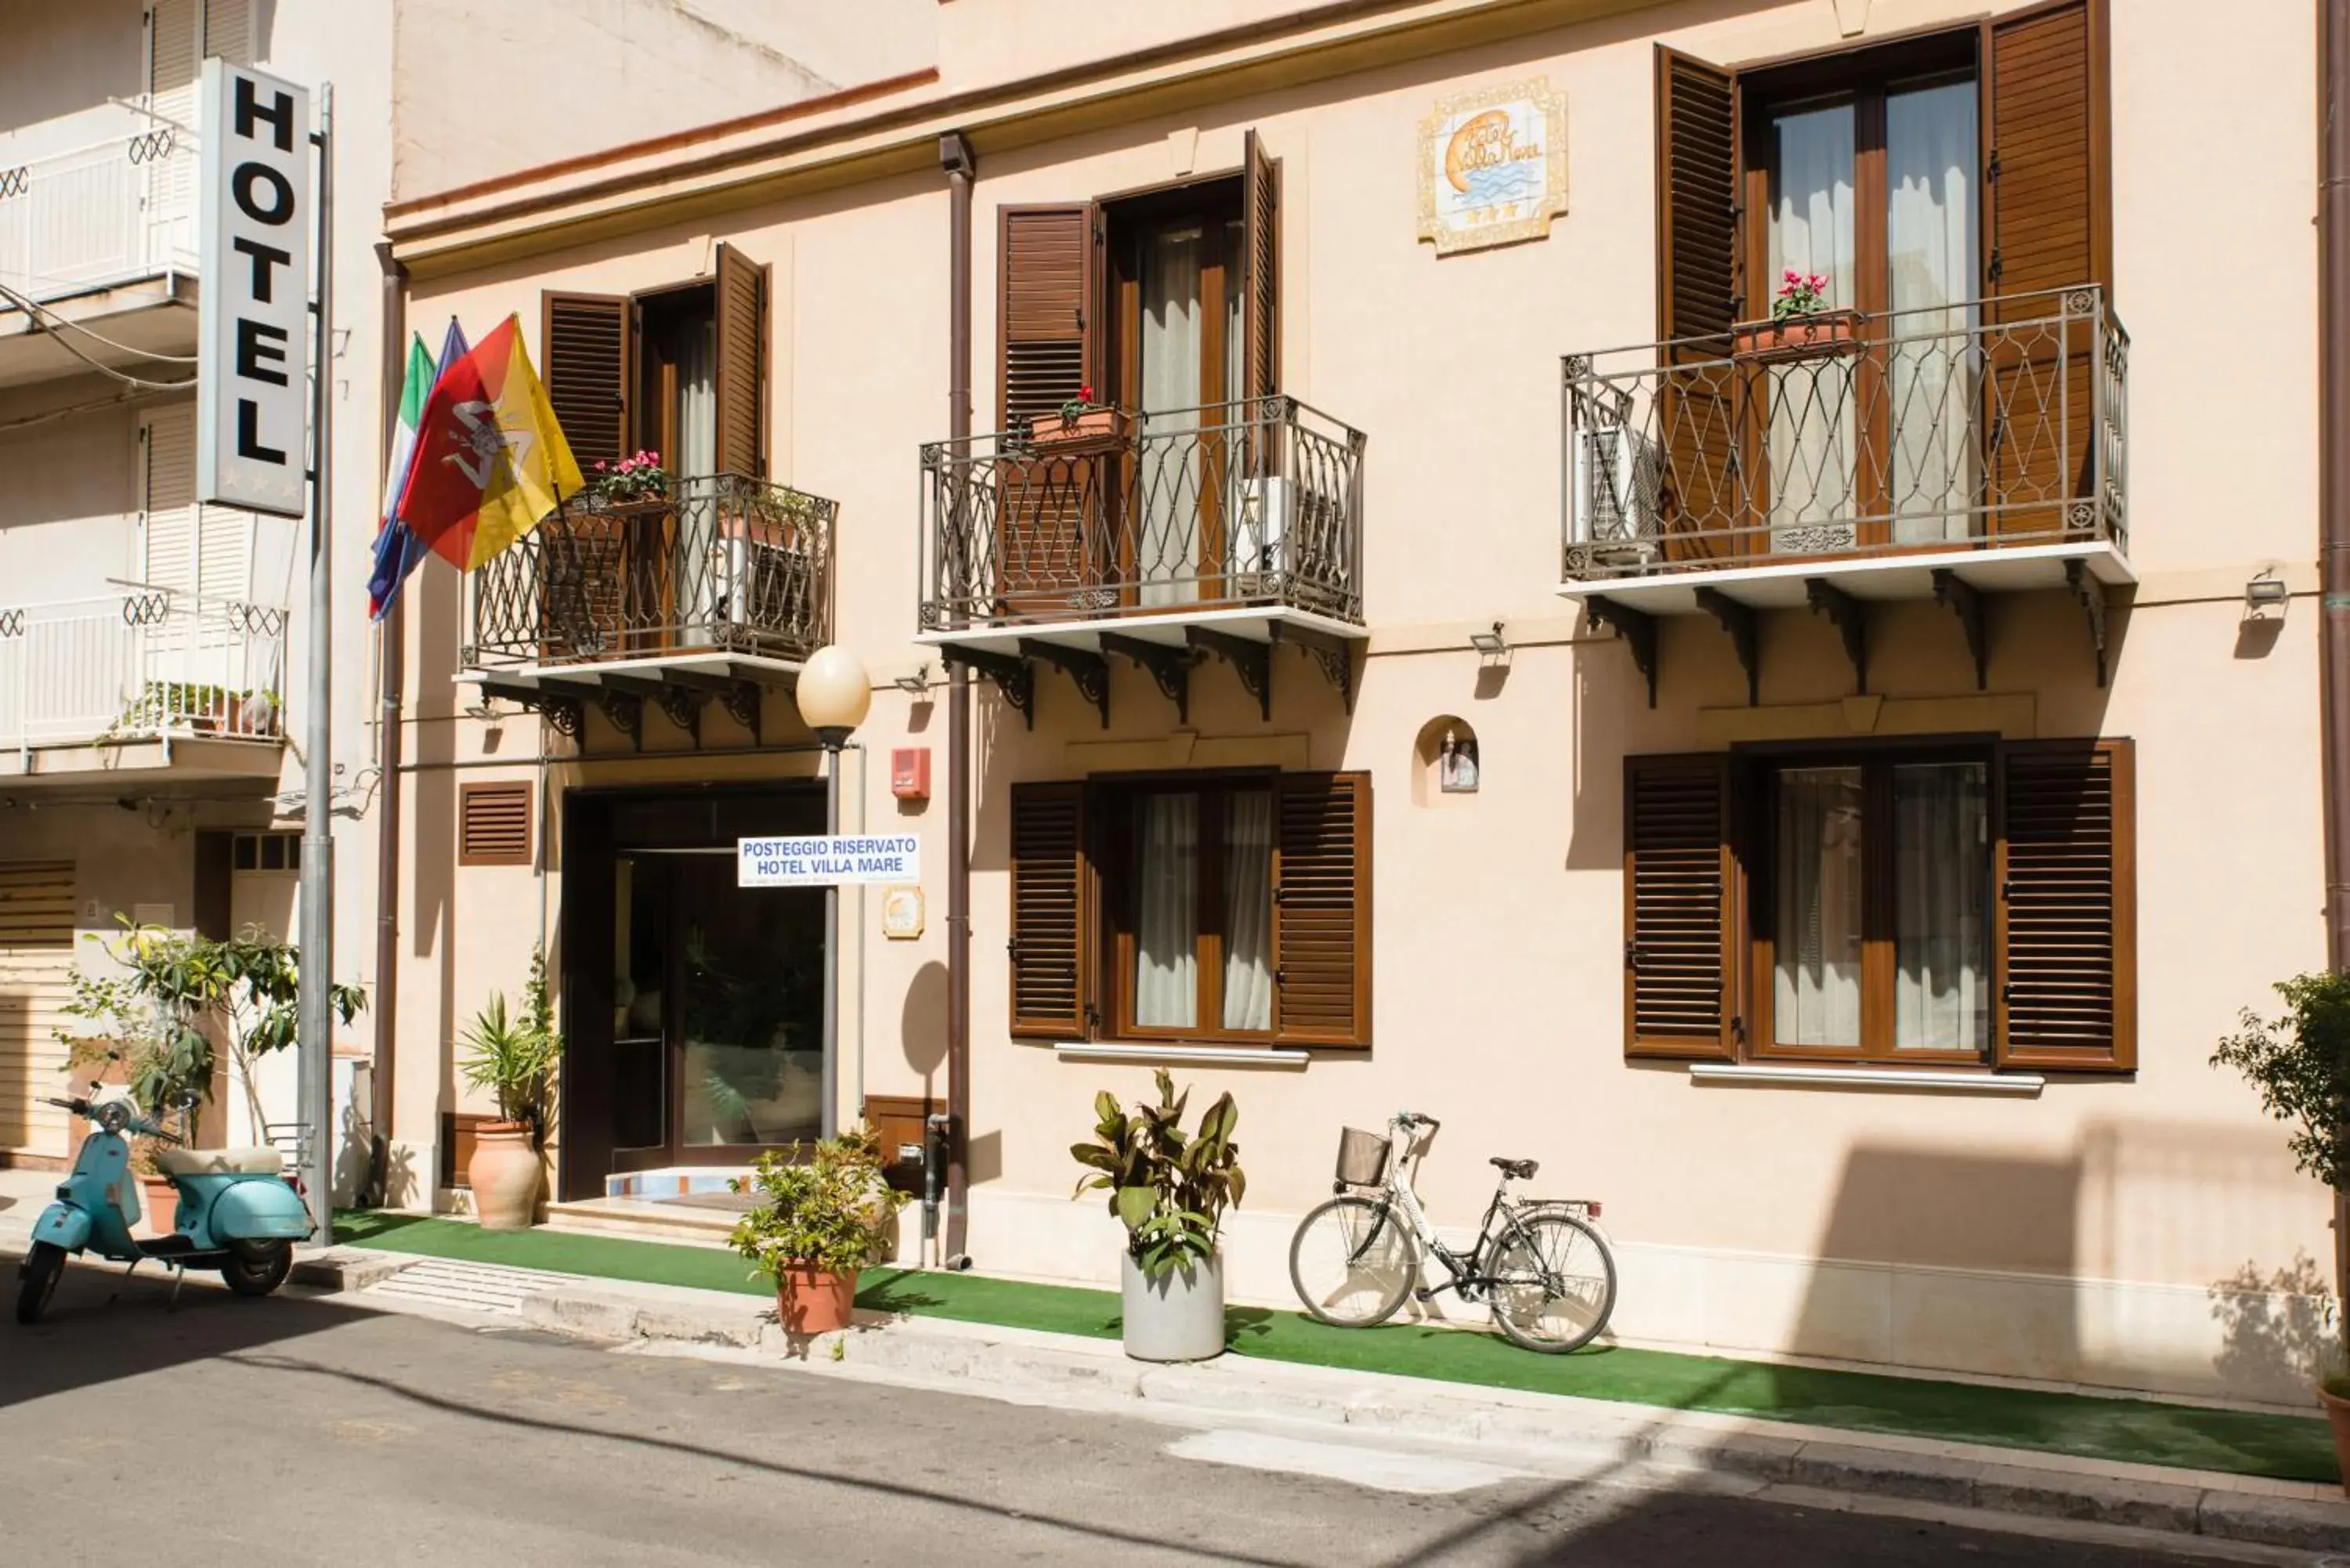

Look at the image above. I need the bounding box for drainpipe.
[368,240,407,1209]
[942,130,976,1271]
[2322,0,2350,1311]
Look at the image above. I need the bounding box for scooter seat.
[154,1147,284,1178]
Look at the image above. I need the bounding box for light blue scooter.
[15,1081,313,1324]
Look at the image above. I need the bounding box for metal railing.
[0,126,197,305]
[0,592,288,751]
[467,473,836,668]
[1560,286,2128,579]
[919,395,1368,630]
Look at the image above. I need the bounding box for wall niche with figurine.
[1412,715,1480,807]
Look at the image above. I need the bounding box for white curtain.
[1221,792,1274,1031]
[1894,762,1990,1052]
[1133,793,1198,1028]
[1766,103,1859,551]
[1139,225,1205,607]
[678,315,717,478]
[1773,767,1864,1047]
[1885,81,1980,543]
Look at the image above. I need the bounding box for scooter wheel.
[15,1242,64,1325]
[222,1240,293,1298]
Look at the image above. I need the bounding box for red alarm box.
[891,747,931,800]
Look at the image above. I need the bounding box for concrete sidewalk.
[269,1241,2350,1559]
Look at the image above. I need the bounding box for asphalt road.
[0,1255,2290,1567]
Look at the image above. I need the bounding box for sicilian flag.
[367,321,467,620]
[396,313,584,572]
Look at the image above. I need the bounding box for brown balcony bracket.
[535,695,584,740]
[720,681,765,746]
[1805,579,1869,695]
[1583,595,1658,708]
[1021,639,1110,729]
[653,684,707,745]
[1269,622,1358,715]
[1099,633,1194,724]
[939,644,1036,731]
[1694,589,1759,707]
[591,690,644,752]
[1188,627,1272,722]
[1931,570,1989,691]
[2064,559,2110,688]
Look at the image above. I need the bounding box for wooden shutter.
[1273,772,1372,1048]
[1009,781,1088,1039]
[202,0,255,63]
[1984,0,2110,537]
[139,404,197,596]
[541,293,632,470]
[458,781,533,867]
[1240,130,1280,406]
[1654,48,1741,564]
[1996,738,2135,1071]
[712,242,769,479]
[999,205,1100,430]
[1622,753,1737,1061]
[0,862,77,1161]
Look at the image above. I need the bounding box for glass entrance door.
[609,849,826,1170]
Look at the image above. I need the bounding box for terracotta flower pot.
[136,1173,179,1239]
[1032,407,1128,449]
[1734,310,1864,363]
[466,1122,542,1231]
[773,1265,859,1335]
[2319,1382,2350,1496]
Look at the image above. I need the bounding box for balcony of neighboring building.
[0,588,288,783]
[460,473,837,742]
[1557,287,2131,697]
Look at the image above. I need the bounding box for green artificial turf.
[333,1211,2339,1484]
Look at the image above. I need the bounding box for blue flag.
[368,317,469,621]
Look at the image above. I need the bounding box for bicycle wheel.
[1488,1209,1616,1354]
[1289,1195,1419,1328]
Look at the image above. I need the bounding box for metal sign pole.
[297,81,335,1241]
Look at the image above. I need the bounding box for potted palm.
[458,948,559,1230]
[1071,1070,1245,1363]
[2213,971,2350,1491]
[729,1128,907,1334]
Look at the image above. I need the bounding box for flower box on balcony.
[1734,310,1864,364]
[1029,407,1130,452]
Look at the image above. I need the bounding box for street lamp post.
[795,645,871,1143]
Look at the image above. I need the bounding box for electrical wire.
[0,281,204,390]
[0,279,203,363]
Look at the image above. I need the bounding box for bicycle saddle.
[1490,1157,1538,1180]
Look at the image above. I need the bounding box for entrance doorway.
[559,786,826,1200]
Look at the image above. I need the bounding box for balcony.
[462,473,837,745]
[916,396,1367,724]
[0,127,201,388]
[1558,287,2131,697]
[0,591,288,783]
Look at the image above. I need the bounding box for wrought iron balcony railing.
[918,395,1367,630]
[467,473,835,669]
[1561,286,2128,579]
[0,591,287,751]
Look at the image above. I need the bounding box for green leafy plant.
[1071,1068,1245,1283]
[2214,971,2350,1386]
[1771,268,1833,321]
[580,449,671,505]
[458,947,561,1133]
[728,1127,908,1278]
[1058,382,1102,424]
[57,918,363,1143]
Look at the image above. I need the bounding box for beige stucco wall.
[386,0,2330,1403]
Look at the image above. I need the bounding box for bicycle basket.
[1334,1127,1391,1187]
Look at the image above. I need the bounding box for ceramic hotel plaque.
[1416,76,1567,257]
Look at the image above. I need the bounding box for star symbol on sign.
[443,399,535,490]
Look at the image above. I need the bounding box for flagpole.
[298,81,336,1243]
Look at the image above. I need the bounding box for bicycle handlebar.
[1394,1111,1441,1132]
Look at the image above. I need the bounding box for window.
[231,832,300,873]
[1623,738,2134,1072]
[1008,771,1369,1049]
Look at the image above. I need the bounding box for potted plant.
[457,947,560,1230]
[1071,1069,1245,1363]
[579,449,672,508]
[1735,268,1864,362]
[2214,971,2350,1491]
[728,1127,908,1334]
[1030,384,1128,449]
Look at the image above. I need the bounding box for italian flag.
[367,331,439,621]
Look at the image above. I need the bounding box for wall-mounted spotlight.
[1469,623,1509,656]
[894,663,933,696]
[2245,573,2290,616]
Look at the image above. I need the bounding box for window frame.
[1742,736,1996,1068]
[1093,768,1281,1047]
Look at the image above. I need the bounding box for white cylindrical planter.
[1120,1252,1226,1362]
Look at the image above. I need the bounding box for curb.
[454,1272,2350,1556]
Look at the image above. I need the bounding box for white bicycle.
[1287,1111,1618,1354]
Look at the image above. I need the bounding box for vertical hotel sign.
[197,59,310,518]
[1416,77,1567,257]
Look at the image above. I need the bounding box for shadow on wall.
[901,959,947,1102]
